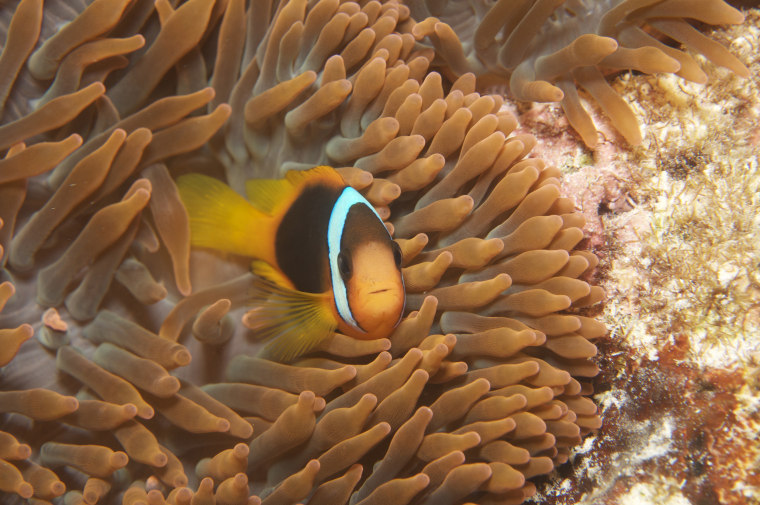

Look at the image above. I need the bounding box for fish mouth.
[369,288,390,294]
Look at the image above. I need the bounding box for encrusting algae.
[0,1,751,504]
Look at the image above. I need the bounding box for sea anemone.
[403,0,749,147]
[0,0,748,504]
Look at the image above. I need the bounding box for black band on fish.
[274,182,340,293]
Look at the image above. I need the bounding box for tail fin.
[177,174,269,259]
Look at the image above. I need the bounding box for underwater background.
[0,1,758,504]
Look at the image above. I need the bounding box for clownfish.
[177,166,405,362]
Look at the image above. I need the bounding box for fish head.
[335,238,405,340]
[328,186,406,341]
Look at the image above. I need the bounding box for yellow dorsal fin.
[284,165,345,186]
[177,173,267,258]
[247,278,337,363]
[244,177,295,215]
[245,166,346,215]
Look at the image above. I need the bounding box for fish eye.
[391,240,403,268]
[338,251,352,279]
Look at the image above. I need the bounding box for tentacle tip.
[17,444,32,459]
[63,396,79,412]
[152,453,169,467]
[17,483,33,499]
[138,406,155,419]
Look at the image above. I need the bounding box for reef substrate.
[520,10,760,504]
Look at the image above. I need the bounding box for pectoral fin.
[247,277,337,363]
[250,260,295,290]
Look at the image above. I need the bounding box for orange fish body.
[177,166,405,361]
